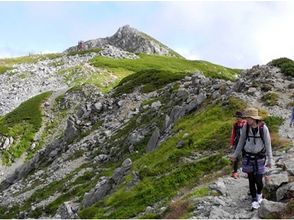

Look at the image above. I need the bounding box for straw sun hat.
[242,107,262,120]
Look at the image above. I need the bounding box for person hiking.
[229,111,246,179]
[229,107,273,211]
[290,106,294,127]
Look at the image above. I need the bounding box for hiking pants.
[248,172,263,201]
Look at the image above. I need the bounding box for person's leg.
[256,174,263,194]
[233,157,239,173]
[256,174,263,203]
[247,172,257,201]
[248,172,260,209]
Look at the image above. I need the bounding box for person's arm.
[263,125,273,167]
[230,123,236,147]
[232,125,246,158]
[291,108,294,127]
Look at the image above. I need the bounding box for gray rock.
[64,118,78,142]
[284,159,294,175]
[151,101,161,110]
[163,114,171,131]
[54,201,79,219]
[111,159,132,184]
[95,154,109,162]
[146,127,160,152]
[265,172,289,191]
[196,93,206,105]
[276,182,294,201]
[82,177,112,208]
[258,199,286,219]
[176,89,189,101]
[169,105,185,124]
[209,179,227,196]
[209,206,232,219]
[288,83,294,89]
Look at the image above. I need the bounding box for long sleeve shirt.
[232,124,273,165]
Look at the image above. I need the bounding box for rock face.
[65,25,179,57]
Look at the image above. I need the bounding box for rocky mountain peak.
[114,25,139,37]
[65,25,181,57]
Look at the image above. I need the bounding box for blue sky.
[0,1,294,69]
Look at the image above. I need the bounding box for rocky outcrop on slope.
[65,25,179,56]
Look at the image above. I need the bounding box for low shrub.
[261,92,279,106]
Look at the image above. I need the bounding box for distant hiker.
[290,106,294,127]
[229,107,273,211]
[229,111,246,179]
[78,41,85,51]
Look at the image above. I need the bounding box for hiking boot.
[257,193,263,204]
[251,201,260,210]
[231,172,239,179]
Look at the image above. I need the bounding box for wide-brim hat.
[242,107,262,120]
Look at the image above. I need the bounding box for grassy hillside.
[0,92,52,164]
[91,54,239,80]
[90,54,240,95]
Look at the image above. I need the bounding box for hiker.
[229,107,273,210]
[290,106,294,127]
[229,111,246,179]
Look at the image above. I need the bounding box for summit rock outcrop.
[65,25,181,57]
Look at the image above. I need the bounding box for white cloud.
[175,47,200,60]
[253,2,294,65]
[150,1,294,68]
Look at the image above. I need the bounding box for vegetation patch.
[0,53,62,66]
[114,69,188,95]
[0,66,12,74]
[91,54,240,93]
[270,57,294,77]
[261,92,279,106]
[163,200,191,219]
[0,92,52,164]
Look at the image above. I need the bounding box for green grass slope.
[90,54,240,95]
[0,92,52,164]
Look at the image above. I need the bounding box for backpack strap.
[242,122,266,158]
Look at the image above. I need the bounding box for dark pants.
[247,172,263,201]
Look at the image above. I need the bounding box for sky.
[0,1,294,69]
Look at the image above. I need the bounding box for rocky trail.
[190,72,294,218]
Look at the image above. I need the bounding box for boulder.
[258,199,286,219]
[146,127,160,152]
[82,177,112,208]
[54,201,79,219]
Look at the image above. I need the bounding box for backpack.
[233,121,244,146]
[242,122,266,158]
